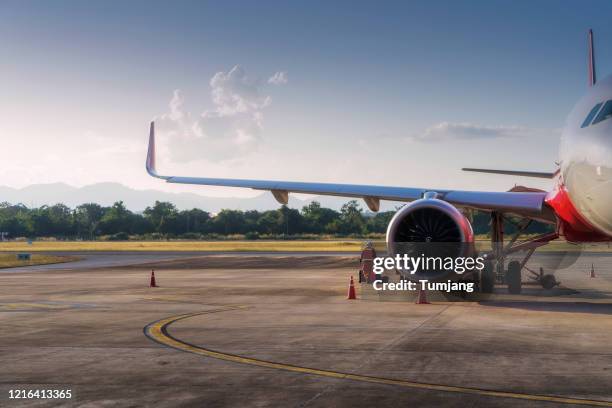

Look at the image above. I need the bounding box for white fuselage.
[560,74,612,236]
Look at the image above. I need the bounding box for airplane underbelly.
[564,162,612,237]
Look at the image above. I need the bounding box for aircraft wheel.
[541,274,557,290]
[507,261,522,294]
[480,261,495,293]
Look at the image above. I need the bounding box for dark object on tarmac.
[150,270,158,288]
[17,253,31,261]
[507,261,522,294]
[359,243,377,283]
[541,274,558,290]
[480,260,495,293]
[527,266,560,289]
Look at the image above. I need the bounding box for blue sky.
[2,0,611,198]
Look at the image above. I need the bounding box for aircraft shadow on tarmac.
[481,301,612,314]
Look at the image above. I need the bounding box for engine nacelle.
[386,197,474,280]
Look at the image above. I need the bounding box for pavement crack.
[297,304,453,407]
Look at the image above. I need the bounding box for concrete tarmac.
[0,253,611,407]
[0,251,357,273]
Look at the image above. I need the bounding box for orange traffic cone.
[347,276,356,300]
[590,263,596,278]
[150,270,158,287]
[415,289,430,304]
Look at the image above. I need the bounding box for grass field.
[0,240,608,253]
[0,253,79,269]
[0,240,365,252]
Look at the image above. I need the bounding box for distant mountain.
[0,182,400,213]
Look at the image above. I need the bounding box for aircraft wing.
[146,122,552,220]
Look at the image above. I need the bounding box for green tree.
[177,208,211,234]
[278,205,302,236]
[74,203,106,239]
[338,200,365,235]
[301,201,339,233]
[99,201,134,235]
[30,204,74,237]
[0,203,32,238]
[144,201,179,234]
[365,211,395,233]
[212,209,246,234]
[257,210,281,234]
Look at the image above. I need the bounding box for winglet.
[146,121,169,180]
[588,29,597,87]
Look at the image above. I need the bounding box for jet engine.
[386,197,475,280]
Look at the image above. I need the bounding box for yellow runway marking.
[144,307,612,407]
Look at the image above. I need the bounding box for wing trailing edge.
[462,168,556,179]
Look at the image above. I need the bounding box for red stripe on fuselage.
[545,181,609,242]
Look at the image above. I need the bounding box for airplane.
[146,30,611,294]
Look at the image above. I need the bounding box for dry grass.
[0,253,79,268]
[0,240,365,252]
[0,239,606,253]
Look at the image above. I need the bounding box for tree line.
[0,200,552,241]
[0,200,396,240]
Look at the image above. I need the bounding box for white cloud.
[412,122,532,142]
[268,71,288,85]
[156,65,281,162]
[167,89,185,121]
[208,65,271,116]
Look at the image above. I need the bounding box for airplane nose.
[564,161,612,236]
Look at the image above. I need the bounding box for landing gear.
[480,211,558,295]
[480,261,495,294]
[540,274,558,290]
[526,266,560,289]
[506,261,522,294]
